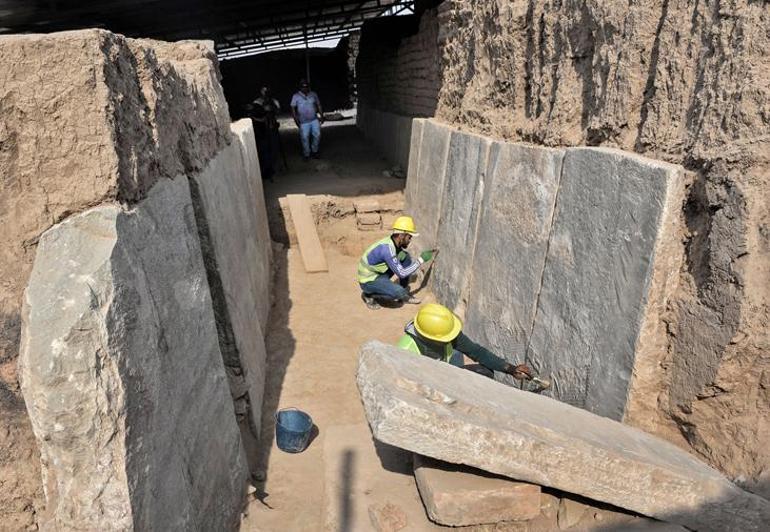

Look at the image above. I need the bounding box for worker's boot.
[361,293,381,310]
[405,295,421,305]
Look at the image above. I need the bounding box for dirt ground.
[239,120,674,532]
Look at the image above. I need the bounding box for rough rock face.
[407,119,686,421]
[357,341,770,531]
[0,29,231,526]
[190,119,272,451]
[19,178,247,530]
[433,0,770,486]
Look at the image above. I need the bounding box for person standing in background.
[290,79,323,161]
[249,86,281,181]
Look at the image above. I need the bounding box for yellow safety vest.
[396,326,453,363]
[357,236,407,284]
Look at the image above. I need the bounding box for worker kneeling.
[357,216,435,309]
[397,303,533,381]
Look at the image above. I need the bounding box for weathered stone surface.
[557,497,587,529]
[413,454,540,526]
[190,119,271,447]
[357,341,770,531]
[430,130,491,314]
[404,118,425,210]
[19,178,247,530]
[0,30,231,522]
[231,119,273,331]
[527,148,684,420]
[406,119,452,250]
[463,142,563,351]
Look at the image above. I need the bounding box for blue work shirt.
[291,91,321,124]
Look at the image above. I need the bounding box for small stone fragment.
[557,497,587,529]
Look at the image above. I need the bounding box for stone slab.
[356,341,770,531]
[191,120,271,447]
[463,142,564,369]
[413,454,540,526]
[527,148,684,419]
[322,423,443,532]
[404,118,425,211]
[231,119,273,331]
[287,194,328,273]
[430,130,491,313]
[406,119,452,250]
[20,177,247,530]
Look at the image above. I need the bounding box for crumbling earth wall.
[1,29,272,528]
[364,1,770,492]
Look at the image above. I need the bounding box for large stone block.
[527,148,684,419]
[231,119,273,331]
[357,341,770,531]
[0,31,232,521]
[413,454,540,526]
[190,120,271,447]
[404,118,425,210]
[430,130,492,313]
[463,143,563,336]
[19,177,247,530]
[406,119,452,249]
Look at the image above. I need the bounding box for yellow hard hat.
[392,215,419,236]
[413,303,462,343]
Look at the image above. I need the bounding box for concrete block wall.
[405,118,685,421]
[1,30,272,529]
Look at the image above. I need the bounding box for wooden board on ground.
[287,194,328,272]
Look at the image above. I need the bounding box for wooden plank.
[286,194,328,272]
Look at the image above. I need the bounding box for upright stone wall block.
[406,119,453,250]
[464,143,564,363]
[528,148,684,419]
[431,130,492,312]
[20,178,247,531]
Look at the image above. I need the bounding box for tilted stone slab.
[190,120,271,446]
[20,178,247,531]
[430,130,492,313]
[406,119,452,250]
[464,142,564,348]
[413,454,540,526]
[527,148,684,420]
[356,341,770,531]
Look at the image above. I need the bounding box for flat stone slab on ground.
[413,454,540,526]
[356,341,770,531]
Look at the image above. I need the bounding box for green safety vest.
[396,324,454,363]
[357,236,407,284]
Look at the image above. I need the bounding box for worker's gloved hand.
[505,363,533,380]
[420,249,437,262]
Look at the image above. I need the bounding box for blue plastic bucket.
[275,408,313,453]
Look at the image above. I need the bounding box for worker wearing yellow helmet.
[397,303,534,381]
[357,215,437,310]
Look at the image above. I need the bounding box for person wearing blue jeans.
[290,80,323,160]
[357,216,437,310]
